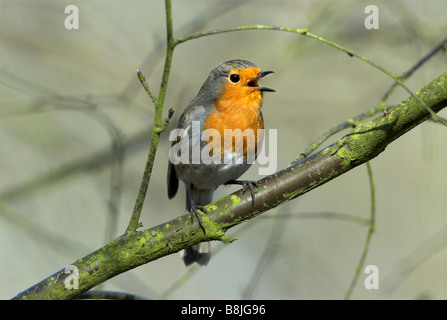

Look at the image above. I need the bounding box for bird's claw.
[189,203,207,232]
[225,180,258,208]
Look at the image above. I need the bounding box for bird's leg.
[224,180,258,208]
[189,185,207,232]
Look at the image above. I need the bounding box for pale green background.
[1,0,446,299]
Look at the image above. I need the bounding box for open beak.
[248,71,275,92]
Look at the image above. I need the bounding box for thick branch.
[12,72,447,300]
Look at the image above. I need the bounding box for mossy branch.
[12,71,447,300]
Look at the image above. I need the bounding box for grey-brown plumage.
[167,59,274,266]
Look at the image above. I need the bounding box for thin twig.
[344,162,376,299]
[295,37,447,164]
[381,225,447,296]
[262,212,370,226]
[242,210,289,299]
[382,37,447,101]
[176,24,446,125]
[125,0,175,234]
[136,69,157,104]
[291,102,388,164]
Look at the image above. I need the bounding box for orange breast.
[203,83,264,159]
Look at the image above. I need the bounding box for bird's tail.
[181,186,214,266]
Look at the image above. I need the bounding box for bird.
[167,59,274,266]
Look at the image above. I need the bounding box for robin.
[167,59,274,266]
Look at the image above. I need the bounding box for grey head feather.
[193,59,259,109]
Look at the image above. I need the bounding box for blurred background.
[1,0,446,300]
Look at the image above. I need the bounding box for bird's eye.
[229,74,240,83]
